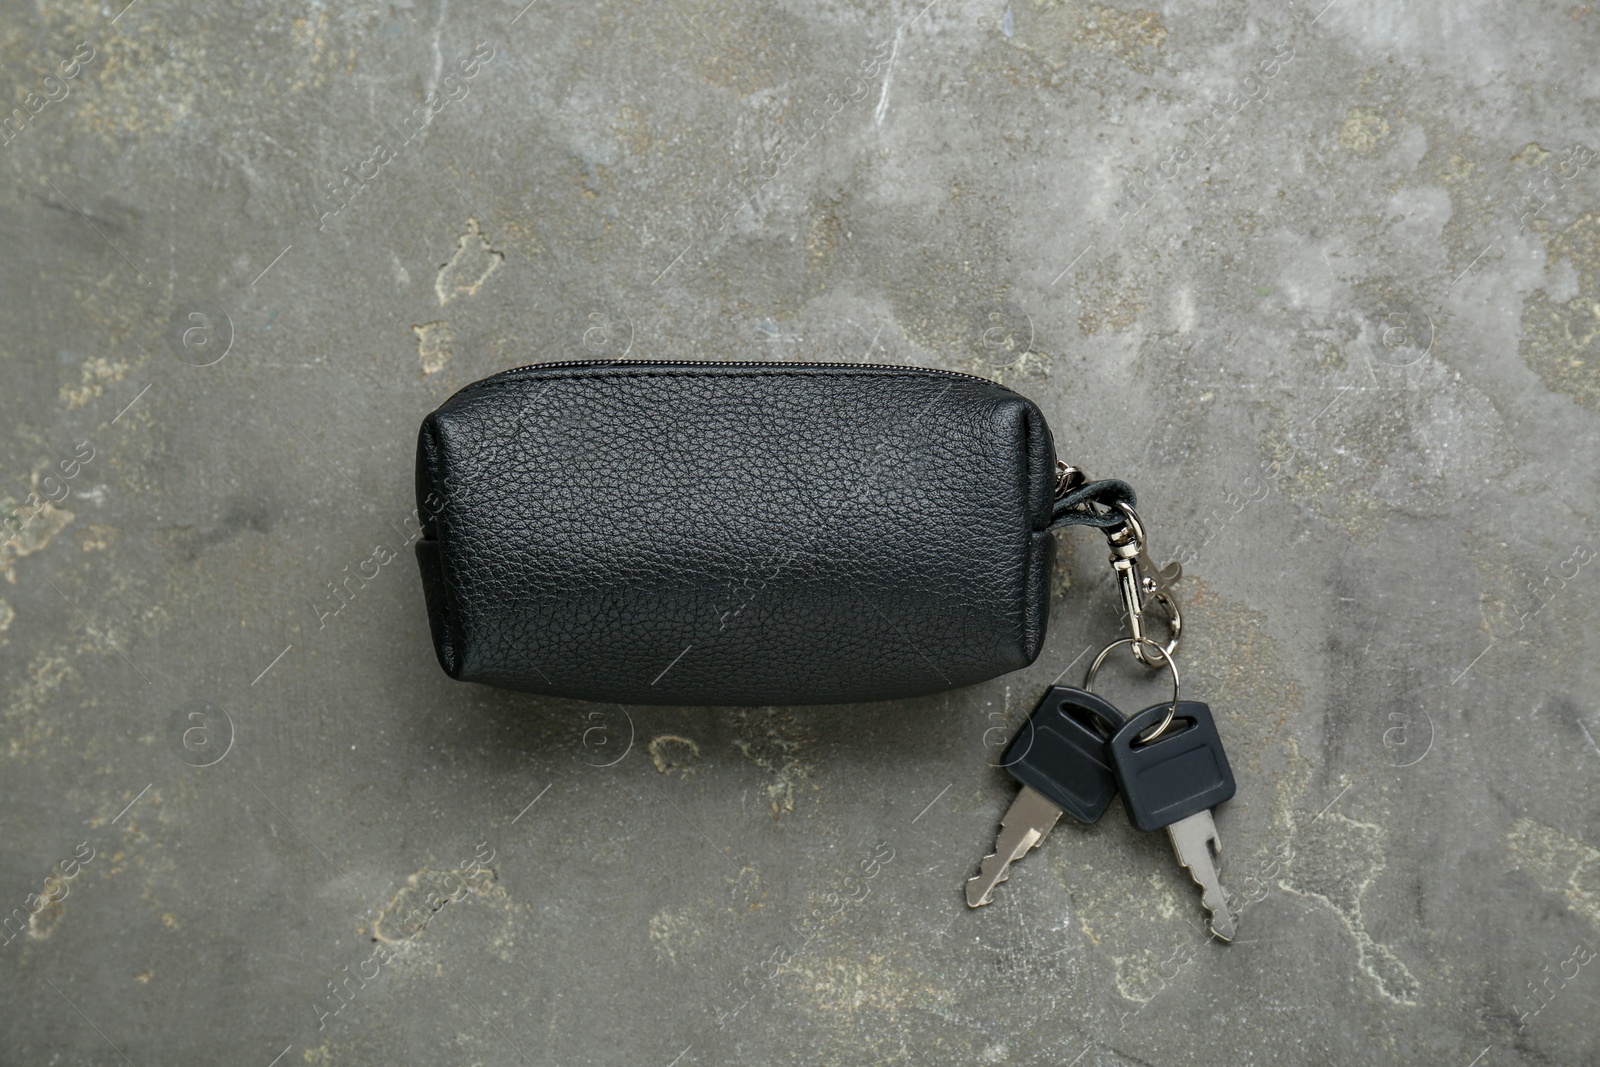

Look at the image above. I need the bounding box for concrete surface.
[2,0,1599,1063]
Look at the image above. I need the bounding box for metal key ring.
[1083,636,1181,743]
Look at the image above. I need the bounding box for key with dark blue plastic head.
[1108,699,1237,941]
[966,686,1126,908]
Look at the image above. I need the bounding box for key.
[966,686,1126,908]
[1108,700,1238,941]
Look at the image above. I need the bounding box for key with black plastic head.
[965,686,1126,908]
[1108,699,1237,941]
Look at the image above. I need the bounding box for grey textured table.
[2,1,1598,1064]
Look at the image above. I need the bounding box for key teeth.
[965,855,1007,908]
[967,788,1061,910]
[1174,855,1236,944]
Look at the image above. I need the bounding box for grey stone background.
[2,0,1597,1063]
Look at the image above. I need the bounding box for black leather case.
[415,361,1058,706]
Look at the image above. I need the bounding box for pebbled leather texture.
[415,361,1058,706]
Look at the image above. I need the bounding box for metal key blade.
[965,786,1062,908]
[1166,810,1235,942]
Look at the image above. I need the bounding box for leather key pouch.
[415,360,1061,706]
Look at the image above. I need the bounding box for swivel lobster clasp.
[1103,502,1182,667]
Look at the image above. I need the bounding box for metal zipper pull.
[1054,461,1088,498]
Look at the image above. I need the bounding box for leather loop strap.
[1048,478,1137,531]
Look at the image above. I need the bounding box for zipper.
[474,356,1061,493]
[476,358,1001,386]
